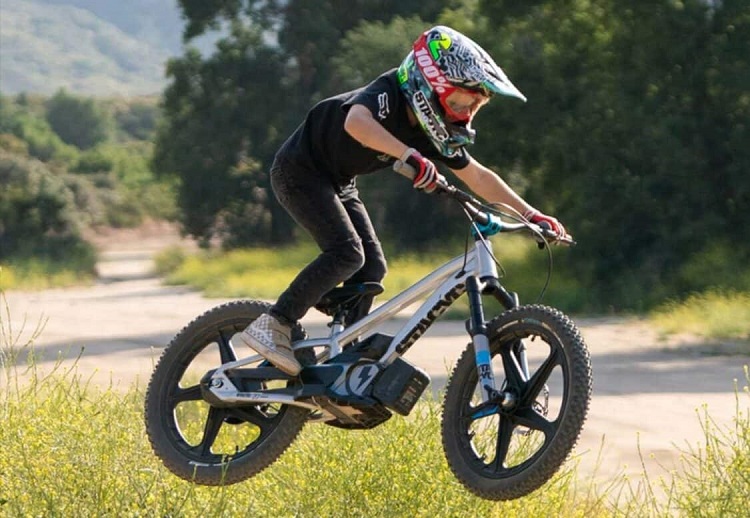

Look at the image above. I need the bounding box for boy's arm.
[344,104,410,158]
[451,157,533,215]
[345,104,443,192]
[452,158,568,237]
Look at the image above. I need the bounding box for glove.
[402,148,444,193]
[524,209,567,238]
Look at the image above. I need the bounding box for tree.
[115,100,160,140]
[476,0,750,308]
[153,24,292,245]
[156,0,447,247]
[46,89,113,150]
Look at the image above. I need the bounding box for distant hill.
[35,0,188,54]
[0,0,212,97]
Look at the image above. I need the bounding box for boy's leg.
[236,160,366,374]
[340,189,388,326]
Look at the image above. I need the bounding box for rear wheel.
[144,300,311,485]
[441,305,592,500]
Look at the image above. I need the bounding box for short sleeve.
[342,74,399,128]
[423,147,471,170]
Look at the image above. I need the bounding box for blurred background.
[1,0,749,313]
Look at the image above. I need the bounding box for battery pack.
[372,358,430,415]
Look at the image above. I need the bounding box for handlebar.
[392,160,575,246]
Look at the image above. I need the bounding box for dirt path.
[2,226,748,487]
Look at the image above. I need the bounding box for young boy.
[234,26,568,375]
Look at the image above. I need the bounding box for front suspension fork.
[466,276,529,404]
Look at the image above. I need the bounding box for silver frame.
[207,238,500,410]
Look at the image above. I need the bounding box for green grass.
[154,237,586,313]
[649,290,750,341]
[0,365,592,517]
[2,352,748,516]
[155,241,459,300]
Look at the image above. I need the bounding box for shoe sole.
[235,331,302,376]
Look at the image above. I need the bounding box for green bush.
[0,250,96,290]
[153,245,187,277]
[74,146,116,174]
[677,241,750,294]
[74,143,178,224]
[0,151,93,265]
[114,99,160,141]
[0,97,78,163]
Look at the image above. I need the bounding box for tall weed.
[0,363,597,517]
[3,289,748,516]
[611,367,750,517]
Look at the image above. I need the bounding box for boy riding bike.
[235,25,569,376]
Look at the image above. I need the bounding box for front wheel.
[441,305,592,501]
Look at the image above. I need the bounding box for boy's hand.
[524,209,568,239]
[404,149,445,193]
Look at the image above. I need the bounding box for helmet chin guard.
[398,26,525,157]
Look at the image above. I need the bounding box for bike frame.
[208,235,521,409]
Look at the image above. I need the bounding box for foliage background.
[152,0,750,310]
[2,0,749,311]
[0,92,176,283]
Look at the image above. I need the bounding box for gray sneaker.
[235,313,301,376]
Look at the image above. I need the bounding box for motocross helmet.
[398,26,527,157]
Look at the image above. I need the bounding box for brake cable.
[455,198,555,304]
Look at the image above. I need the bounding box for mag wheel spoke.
[171,384,203,405]
[514,407,556,439]
[226,407,274,435]
[218,329,238,364]
[195,407,226,457]
[499,343,527,389]
[492,416,515,471]
[522,348,561,406]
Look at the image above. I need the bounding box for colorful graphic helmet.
[398,26,527,157]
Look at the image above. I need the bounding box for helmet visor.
[442,88,490,122]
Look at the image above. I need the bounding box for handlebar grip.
[393,159,452,193]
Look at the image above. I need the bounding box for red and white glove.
[402,148,445,193]
[524,209,567,238]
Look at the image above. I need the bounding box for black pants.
[269,157,387,324]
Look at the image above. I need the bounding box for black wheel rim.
[457,322,569,478]
[161,322,289,466]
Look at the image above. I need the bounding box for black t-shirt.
[277,69,471,187]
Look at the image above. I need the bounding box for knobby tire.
[441,304,592,500]
[144,300,310,485]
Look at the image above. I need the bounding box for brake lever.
[535,223,576,248]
